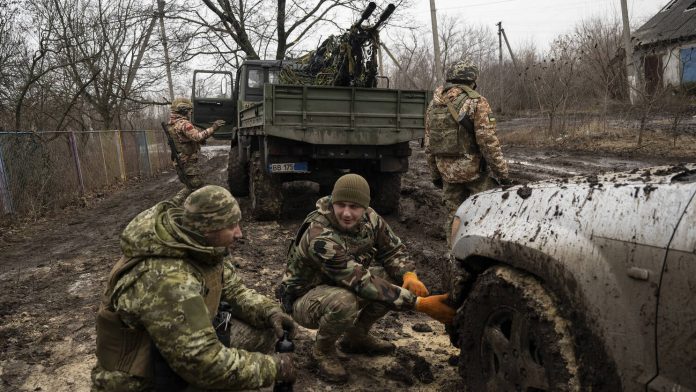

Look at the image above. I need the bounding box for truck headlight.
[450,216,461,248]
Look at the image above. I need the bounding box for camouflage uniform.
[425,61,509,241]
[167,99,219,190]
[91,191,281,391]
[281,196,417,346]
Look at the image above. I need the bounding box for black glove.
[432,178,443,189]
[269,311,297,339]
[273,353,296,383]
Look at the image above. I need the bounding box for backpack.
[427,86,479,157]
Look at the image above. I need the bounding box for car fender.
[450,176,696,389]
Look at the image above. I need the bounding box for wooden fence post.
[137,130,152,177]
[115,130,126,181]
[97,131,110,185]
[68,131,86,196]
[0,142,14,214]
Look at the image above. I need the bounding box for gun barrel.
[356,2,377,26]
[372,4,396,30]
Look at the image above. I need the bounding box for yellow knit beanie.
[331,174,370,208]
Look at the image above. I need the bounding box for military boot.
[338,331,395,356]
[313,339,349,383]
[338,303,395,356]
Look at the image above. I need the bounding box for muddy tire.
[370,173,401,215]
[227,143,249,196]
[249,152,282,220]
[457,266,580,392]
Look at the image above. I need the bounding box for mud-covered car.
[446,164,696,391]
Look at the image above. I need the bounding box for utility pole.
[497,22,503,113]
[158,0,175,101]
[620,0,636,104]
[500,24,517,68]
[429,0,443,86]
[380,43,420,89]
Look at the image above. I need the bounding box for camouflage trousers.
[443,175,497,247]
[90,318,275,392]
[292,267,391,346]
[174,159,204,191]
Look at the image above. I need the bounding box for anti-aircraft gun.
[281,2,396,88]
[191,3,431,220]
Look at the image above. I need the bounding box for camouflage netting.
[279,2,394,88]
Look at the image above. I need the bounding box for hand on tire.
[415,294,456,324]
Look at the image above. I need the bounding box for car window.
[268,70,280,85]
[248,69,263,88]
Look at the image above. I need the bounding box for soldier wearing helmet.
[425,59,510,246]
[92,185,296,391]
[167,97,226,190]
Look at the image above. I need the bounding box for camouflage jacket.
[92,197,280,391]
[281,196,417,310]
[167,114,215,164]
[425,84,508,183]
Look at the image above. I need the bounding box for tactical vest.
[428,85,481,157]
[283,209,376,301]
[167,119,200,161]
[95,256,223,378]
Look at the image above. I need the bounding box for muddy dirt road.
[0,142,685,391]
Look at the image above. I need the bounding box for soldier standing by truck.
[167,98,226,190]
[279,174,456,383]
[424,60,510,245]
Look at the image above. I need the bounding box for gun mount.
[280,2,396,88]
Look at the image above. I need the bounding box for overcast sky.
[398,0,666,51]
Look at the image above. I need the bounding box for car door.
[649,175,696,391]
[192,70,236,137]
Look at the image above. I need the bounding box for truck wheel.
[249,152,282,220]
[227,143,249,196]
[370,173,401,215]
[457,266,580,392]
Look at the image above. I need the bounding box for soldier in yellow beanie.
[279,174,455,383]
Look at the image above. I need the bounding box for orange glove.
[402,272,429,297]
[415,294,456,325]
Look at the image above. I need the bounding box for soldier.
[91,185,295,391]
[279,174,456,383]
[167,98,226,190]
[425,60,510,244]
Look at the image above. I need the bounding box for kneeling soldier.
[279,174,455,383]
[92,186,295,391]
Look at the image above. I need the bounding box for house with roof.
[632,0,696,92]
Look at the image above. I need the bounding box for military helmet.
[183,185,241,233]
[445,60,479,83]
[171,97,193,114]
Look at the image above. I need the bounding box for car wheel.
[227,141,249,196]
[369,172,402,215]
[249,151,282,220]
[457,266,580,392]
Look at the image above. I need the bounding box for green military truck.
[192,60,429,220]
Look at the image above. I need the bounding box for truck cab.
[192,60,288,138]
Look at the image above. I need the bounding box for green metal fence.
[0,130,170,217]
